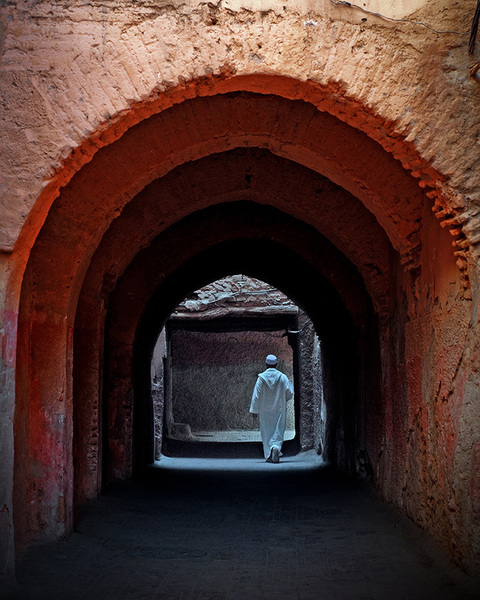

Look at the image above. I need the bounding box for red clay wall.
[1,0,480,584]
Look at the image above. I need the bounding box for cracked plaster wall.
[1,0,480,584]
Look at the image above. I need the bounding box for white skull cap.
[266,354,278,365]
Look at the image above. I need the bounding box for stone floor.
[3,451,480,600]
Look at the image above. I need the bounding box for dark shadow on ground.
[6,452,480,600]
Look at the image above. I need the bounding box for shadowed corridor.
[7,452,479,600]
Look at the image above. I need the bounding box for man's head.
[265,354,278,367]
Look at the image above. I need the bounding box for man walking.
[250,354,294,463]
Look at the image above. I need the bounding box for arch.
[13,73,469,265]
[13,76,467,570]
[98,202,374,482]
[135,238,363,471]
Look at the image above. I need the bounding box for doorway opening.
[150,275,324,459]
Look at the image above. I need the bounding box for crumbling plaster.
[1,0,480,584]
[0,0,479,256]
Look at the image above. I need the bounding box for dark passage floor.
[4,452,480,600]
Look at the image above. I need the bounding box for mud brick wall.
[170,329,294,431]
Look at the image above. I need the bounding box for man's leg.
[266,445,280,463]
[271,447,280,463]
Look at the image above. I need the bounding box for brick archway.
[13,78,472,569]
[100,201,373,485]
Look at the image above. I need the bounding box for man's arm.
[250,377,262,414]
[285,375,294,402]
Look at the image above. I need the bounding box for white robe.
[250,368,294,458]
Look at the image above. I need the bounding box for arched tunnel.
[129,206,367,473]
[11,83,477,585]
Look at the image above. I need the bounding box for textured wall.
[170,329,294,432]
[1,0,480,584]
[0,0,478,259]
[299,321,323,453]
[151,328,166,459]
